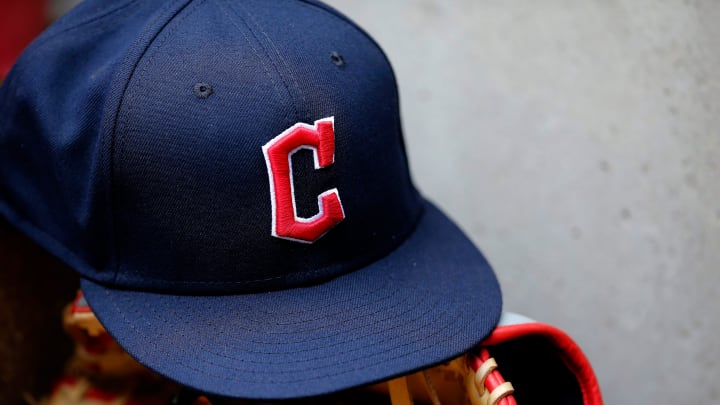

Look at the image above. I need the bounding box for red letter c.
[262,117,345,243]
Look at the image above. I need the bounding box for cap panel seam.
[0,0,144,282]
[235,0,308,113]
[102,0,421,292]
[220,0,301,123]
[293,0,416,195]
[25,0,141,52]
[296,0,395,73]
[109,0,302,289]
[107,0,198,284]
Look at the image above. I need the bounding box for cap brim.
[81,199,502,400]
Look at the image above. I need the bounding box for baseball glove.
[40,291,602,405]
[370,312,603,405]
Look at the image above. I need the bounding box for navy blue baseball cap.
[0,0,501,400]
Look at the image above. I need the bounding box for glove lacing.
[387,348,516,405]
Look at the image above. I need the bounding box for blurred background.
[2,0,719,404]
[322,1,719,404]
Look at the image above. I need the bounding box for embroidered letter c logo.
[262,117,345,243]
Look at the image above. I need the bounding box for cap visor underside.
[80,199,502,400]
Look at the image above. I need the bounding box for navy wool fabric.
[0,0,502,399]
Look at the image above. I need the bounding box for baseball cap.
[0,0,502,400]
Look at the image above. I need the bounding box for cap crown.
[0,0,422,293]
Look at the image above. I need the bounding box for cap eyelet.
[330,52,345,67]
[193,82,213,99]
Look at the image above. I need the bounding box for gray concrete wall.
[324,1,720,403]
